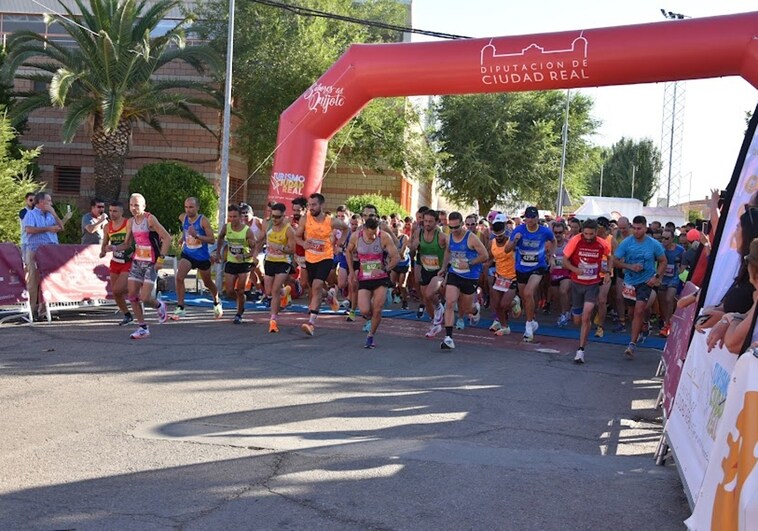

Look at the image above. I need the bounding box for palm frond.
[61,96,98,142]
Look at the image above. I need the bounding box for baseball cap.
[493,213,507,224]
[686,229,701,243]
[597,216,610,228]
[524,206,539,218]
[487,211,501,222]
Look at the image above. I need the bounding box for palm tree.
[2,0,222,201]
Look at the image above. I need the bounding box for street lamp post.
[557,89,570,217]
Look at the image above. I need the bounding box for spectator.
[82,197,108,244]
[714,238,758,354]
[22,192,72,317]
[19,192,35,259]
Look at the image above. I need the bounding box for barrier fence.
[0,243,31,323]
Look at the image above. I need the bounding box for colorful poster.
[0,243,26,305]
[686,350,758,530]
[662,282,700,418]
[665,333,738,505]
[35,244,112,303]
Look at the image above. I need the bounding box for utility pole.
[557,89,570,217]
[631,165,636,199]
[599,164,604,197]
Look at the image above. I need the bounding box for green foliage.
[687,210,701,224]
[345,193,408,219]
[52,201,82,244]
[432,91,600,215]
[129,162,218,235]
[194,0,435,180]
[586,137,662,205]
[0,111,41,244]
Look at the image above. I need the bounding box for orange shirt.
[491,239,516,279]
[304,212,334,263]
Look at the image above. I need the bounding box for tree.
[0,110,41,244]
[2,0,222,202]
[345,193,408,219]
[195,0,436,181]
[586,137,662,205]
[129,161,218,235]
[432,91,600,215]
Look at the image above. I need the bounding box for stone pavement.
[0,306,689,530]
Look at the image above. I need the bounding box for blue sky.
[410,0,758,206]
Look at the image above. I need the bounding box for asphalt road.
[0,305,689,530]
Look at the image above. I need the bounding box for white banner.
[704,124,758,306]
[685,349,758,530]
[665,332,738,504]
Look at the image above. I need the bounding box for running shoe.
[433,304,445,325]
[495,325,511,336]
[416,305,425,319]
[346,309,356,322]
[280,285,292,309]
[574,349,585,364]
[455,317,465,330]
[401,301,409,310]
[119,314,134,326]
[213,302,223,319]
[489,320,502,332]
[612,323,626,333]
[130,326,150,339]
[511,296,522,318]
[542,301,551,314]
[269,319,279,333]
[233,314,242,325]
[301,323,315,336]
[523,321,534,343]
[340,299,351,309]
[594,326,604,338]
[441,336,455,350]
[364,335,376,349]
[624,343,636,360]
[172,307,186,320]
[362,320,372,333]
[156,300,168,324]
[469,302,481,326]
[393,295,402,305]
[659,324,670,338]
[425,323,443,338]
[639,321,651,344]
[556,313,569,327]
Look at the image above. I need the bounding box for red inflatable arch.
[267,12,758,206]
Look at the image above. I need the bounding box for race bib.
[493,275,513,292]
[308,239,326,254]
[622,283,637,301]
[665,264,675,277]
[451,253,470,273]
[185,233,202,250]
[295,255,306,268]
[577,262,600,281]
[267,242,285,259]
[229,244,245,262]
[554,256,564,268]
[135,244,152,262]
[520,251,538,267]
[420,255,440,271]
[360,259,384,278]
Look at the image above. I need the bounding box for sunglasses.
[553,230,564,235]
[448,224,462,230]
[271,214,283,219]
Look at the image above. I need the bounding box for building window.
[54,166,81,194]
[33,81,47,93]
[229,177,245,204]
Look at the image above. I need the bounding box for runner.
[295,193,348,336]
[346,216,400,348]
[329,205,351,313]
[614,215,667,359]
[505,206,555,342]
[290,196,309,300]
[549,221,572,327]
[488,214,519,336]
[562,219,611,364]
[174,197,222,320]
[593,216,617,338]
[215,204,257,324]
[390,221,411,309]
[412,206,430,318]
[409,209,447,337]
[99,200,134,325]
[438,212,489,349]
[263,202,295,331]
[110,193,171,339]
[240,204,265,302]
[612,216,632,332]
[658,228,685,337]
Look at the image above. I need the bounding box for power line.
[249,0,471,40]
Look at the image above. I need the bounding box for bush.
[345,193,409,219]
[128,162,218,237]
[53,202,82,244]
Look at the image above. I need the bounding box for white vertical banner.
[665,333,738,504]
[685,350,758,530]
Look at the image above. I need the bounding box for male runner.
[409,209,447,337]
[549,221,572,327]
[346,216,400,348]
[111,193,171,339]
[215,204,257,324]
[505,206,554,342]
[100,200,134,325]
[263,202,296,332]
[612,216,632,332]
[488,214,519,336]
[562,219,611,364]
[174,197,222,320]
[438,212,489,349]
[593,217,616,337]
[614,215,667,359]
[658,228,685,337]
[295,193,348,336]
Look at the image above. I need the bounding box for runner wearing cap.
[488,213,519,336]
[506,206,555,342]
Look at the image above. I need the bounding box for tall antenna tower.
[659,9,689,207]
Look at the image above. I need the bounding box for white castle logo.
[480,33,589,85]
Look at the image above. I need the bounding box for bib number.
[493,275,513,292]
[360,260,384,278]
[622,283,637,301]
[520,251,538,267]
[577,262,599,282]
[185,233,202,250]
[308,239,326,254]
[421,255,440,271]
[135,244,152,262]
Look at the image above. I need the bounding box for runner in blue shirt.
[505,206,554,342]
[614,215,667,359]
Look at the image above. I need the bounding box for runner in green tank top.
[409,209,447,338]
[215,204,257,324]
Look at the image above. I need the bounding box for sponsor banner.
[665,333,738,505]
[704,119,758,306]
[686,350,758,530]
[36,244,112,303]
[0,243,26,305]
[269,170,307,207]
[303,82,346,114]
[662,282,699,418]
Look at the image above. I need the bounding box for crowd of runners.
[92,191,711,363]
